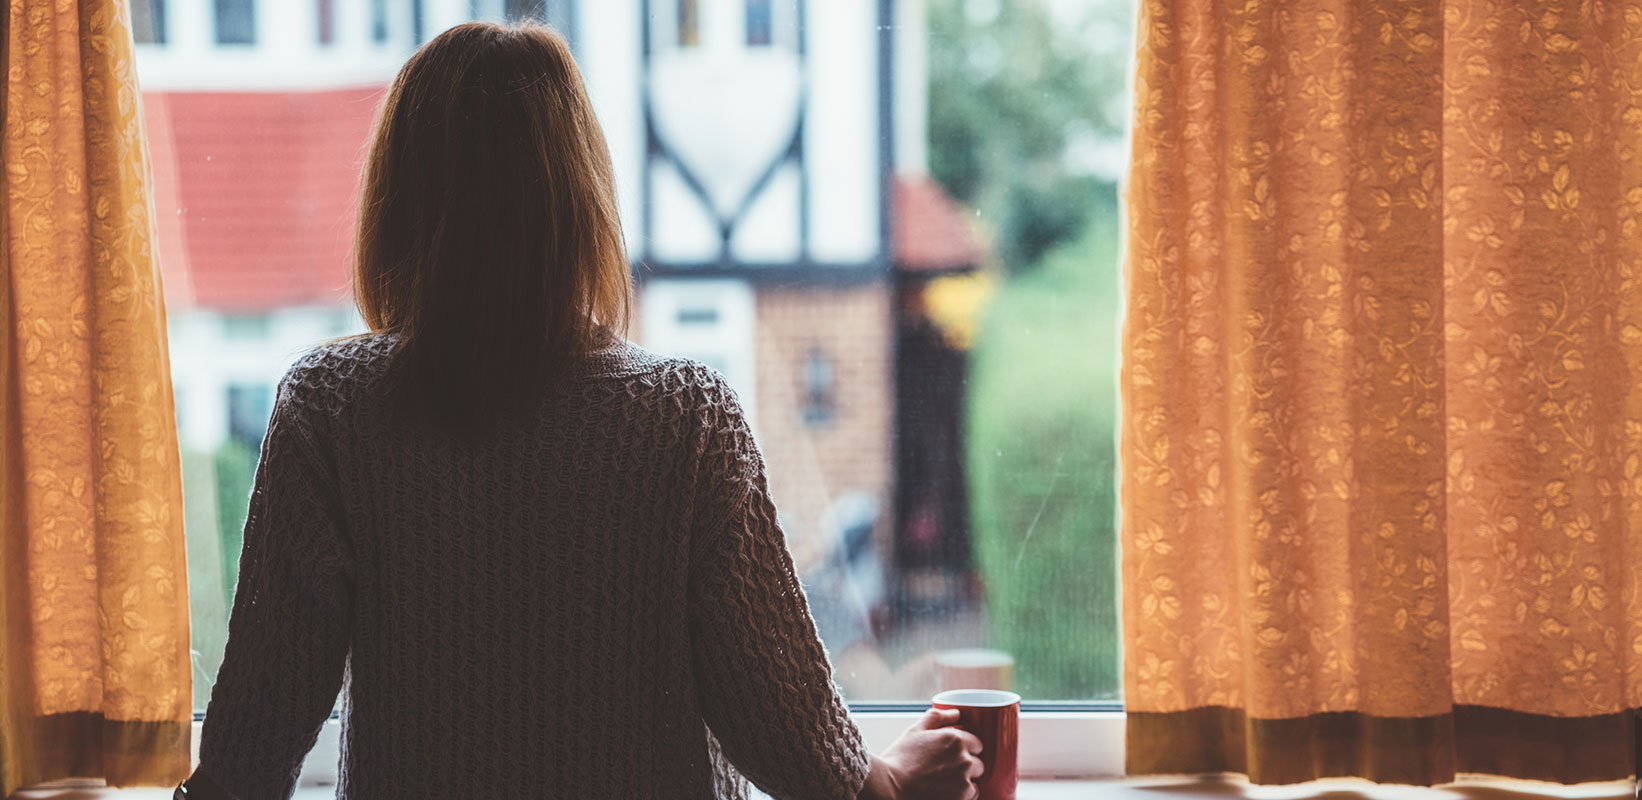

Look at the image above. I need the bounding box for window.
[800,346,834,426]
[317,0,335,46]
[222,313,270,340]
[746,0,772,47]
[136,0,1134,781]
[214,0,256,45]
[370,0,389,43]
[226,383,272,445]
[132,0,166,45]
[504,0,541,20]
[677,0,699,47]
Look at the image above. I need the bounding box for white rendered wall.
[575,0,646,261]
[168,308,364,452]
[134,0,412,90]
[804,0,881,264]
[895,0,928,175]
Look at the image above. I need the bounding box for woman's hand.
[858,708,984,800]
[178,769,236,800]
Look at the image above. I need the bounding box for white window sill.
[19,717,1628,800]
[14,783,1111,799]
[16,777,1635,800]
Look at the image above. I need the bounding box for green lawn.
[966,188,1122,700]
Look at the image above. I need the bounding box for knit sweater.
[197,333,873,800]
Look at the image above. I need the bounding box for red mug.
[932,689,1020,800]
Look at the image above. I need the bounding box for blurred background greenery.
[931,0,1130,699]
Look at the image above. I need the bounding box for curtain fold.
[0,0,192,793]
[1123,0,1642,784]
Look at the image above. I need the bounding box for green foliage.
[928,0,1134,271]
[213,437,259,604]
[966,196,1121,699]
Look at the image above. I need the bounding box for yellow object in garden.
[922,271,995,351]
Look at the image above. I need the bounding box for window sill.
[16,782,1112,799]
[275,710,1126,787]
[15,777,1633,800]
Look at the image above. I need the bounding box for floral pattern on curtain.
[1,0,192,792]
[1123,0,1642,784]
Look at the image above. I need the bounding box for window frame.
[132,0,168,44]
[186,703,1126,786]
[213,0,258,45]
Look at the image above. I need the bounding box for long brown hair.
[354,22,630,432]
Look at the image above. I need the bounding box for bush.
[966,194,1121,699]
[214,436,259,599]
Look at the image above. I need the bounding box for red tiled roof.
[145,87,386,312]
[144,89,979,309]
[892,174,984,272]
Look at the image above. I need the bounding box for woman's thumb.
[916,707,961,730]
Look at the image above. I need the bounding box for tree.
[927,0,1133,271]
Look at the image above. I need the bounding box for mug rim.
[931,689,1022,708]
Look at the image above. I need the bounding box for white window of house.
[214,0,256,44]
[226,383,273,445]
[677,0,699,46]
[133,0,167,44]
[744,0,771,46]
[316,0,335,45]
[370,0,390,42]
[222,314,271,341]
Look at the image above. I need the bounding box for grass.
[965,186,1122,700]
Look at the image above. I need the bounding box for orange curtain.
[1123,0,1642,785]
[0,0,192,793]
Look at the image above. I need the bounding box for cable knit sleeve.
[198,365,354,800]
[685,371,872,800]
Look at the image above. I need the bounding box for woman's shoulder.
[276,332,401,416]
[602,342,745,410]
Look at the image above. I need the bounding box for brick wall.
[631,278,894,582]
[749,281,895,576]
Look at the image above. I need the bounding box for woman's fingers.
[964,753,986,779]
[950,728,983,756]
[916,707,961,730]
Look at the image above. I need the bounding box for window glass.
[318,0,335,45]
[138,0,1133,711]
[677,0,699,47]
[214,0,256,45]
[505,0,540,20]
[133,0,166,45]
[745,0,772,46]
[371,0,389,42]
[227,383,273,445]
[222,314,270,341]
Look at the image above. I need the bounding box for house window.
[746,0,773,47]
[370,0,389,43]
[226,384,272,446]
[317,0,334,45]
[505,0,541,20]
[801,347,834,426]
[677,0,699,47]
[222,314,270,341]
[214,0,256,45]
[132,0,166,44]
[138,0,1129,745]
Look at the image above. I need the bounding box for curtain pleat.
[0,0,192,793]
[1124,0,1642,784]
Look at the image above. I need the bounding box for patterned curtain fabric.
[1123,0,1642,785]
[0,0,191,792]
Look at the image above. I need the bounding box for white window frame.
[223,707,1126,788]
